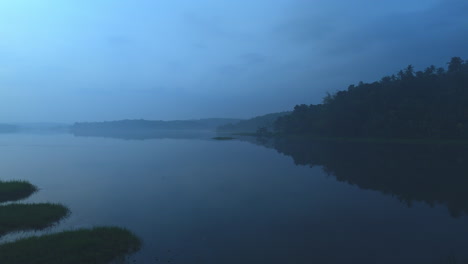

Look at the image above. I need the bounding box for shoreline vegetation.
[221,57,468,146]
[271,57,468,140]
[215,58,468,146]
[0,180,141,263]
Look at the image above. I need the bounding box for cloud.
[1,0,468,122]
[269,0,468,73]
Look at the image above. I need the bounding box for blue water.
[0,133,467,264]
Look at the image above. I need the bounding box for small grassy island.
[0,227,141,264]
[0,180,37,203]
[0,203,69,236]
[0,179,142,264]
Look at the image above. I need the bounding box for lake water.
[1,132,468,264]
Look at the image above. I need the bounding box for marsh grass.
[212,136,236,140]
[0,227,142,264]
[0,180,37,203]
[0,178,142,262]
[0,203,69,236]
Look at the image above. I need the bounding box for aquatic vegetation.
[0,179,141,262]
[0,180,37,203]
[0,227,142,264]
[0,203,69,236]
[212,136,236,140]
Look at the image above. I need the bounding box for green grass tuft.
[212,136,236,140]
[0,227,142,264]
[0,203,69,236]
[0,180,38,203]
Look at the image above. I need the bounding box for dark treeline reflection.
[263,137,468,218]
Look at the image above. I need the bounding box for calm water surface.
[0,133,468,264]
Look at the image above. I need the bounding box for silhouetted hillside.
[275,57,468,139]
[217,112,290,133]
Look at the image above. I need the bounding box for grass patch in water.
[0,180,37,203]
[0,203,69,236]
[0,227,142,264]
[212,136,236,140]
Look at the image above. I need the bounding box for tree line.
[274,57,468,139]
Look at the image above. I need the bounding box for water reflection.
[1,133,468,263]
[258,137,468,218]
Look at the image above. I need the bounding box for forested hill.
[217,112,291,133]
[274,57,468,139]
[72,118,242,133]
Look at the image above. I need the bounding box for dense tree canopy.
[274,57,468,139]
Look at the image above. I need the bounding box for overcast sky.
[0,0,467,122]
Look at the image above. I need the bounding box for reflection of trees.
[271,137,468,218]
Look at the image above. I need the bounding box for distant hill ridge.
[217,112,291,133]
[71,118,243,132]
